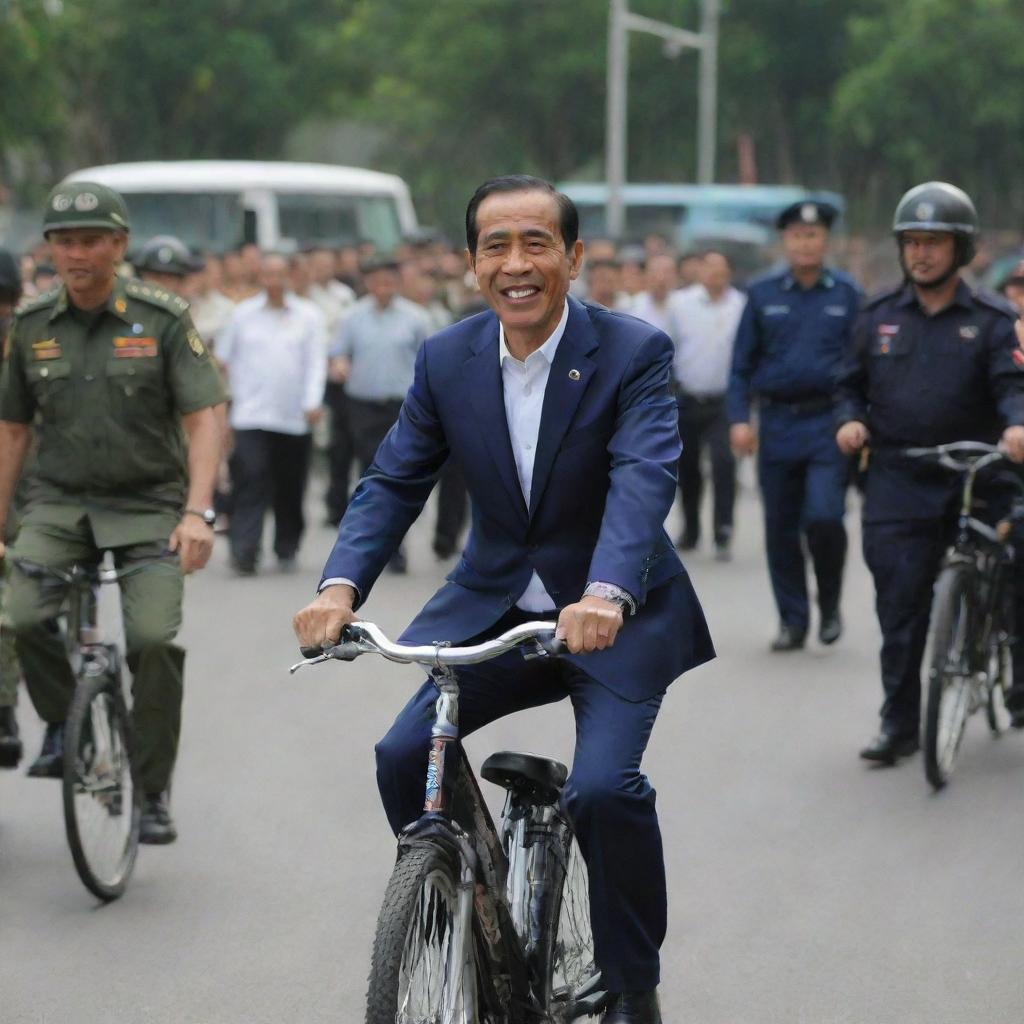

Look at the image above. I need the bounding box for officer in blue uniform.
[835,182,1024,763]
[728,200,860,651]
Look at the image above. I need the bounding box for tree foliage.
[4,0,1024,232]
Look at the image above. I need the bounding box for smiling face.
[468,189,583,352]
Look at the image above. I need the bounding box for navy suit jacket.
[320,296,714,700]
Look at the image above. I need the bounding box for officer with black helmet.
[836,181,1024,763]
[133,234,204,299]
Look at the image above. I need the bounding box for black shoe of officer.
[0,705,23,769]
[139,791,177,845]
[26,721,64,778]
[859,731,919,765]
[819,608,842,646]
[770,623,806,652]
[601,988,662,1024]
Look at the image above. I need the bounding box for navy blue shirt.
[727,266,861,424]
[835,280,1024,521]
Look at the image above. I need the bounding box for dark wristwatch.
[184,507,216,527]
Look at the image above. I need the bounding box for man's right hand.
[730,422,757,457]
[0,539,5,564]
[292,584,359,651]
[836,420,869,456]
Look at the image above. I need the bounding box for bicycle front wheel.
[62,669,141,901]
[923,564,976,790]
[366,843,480,1024]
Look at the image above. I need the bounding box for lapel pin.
[568,369,581,381]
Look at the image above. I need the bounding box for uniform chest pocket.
[105,358,167,418]
[25,361,73,416]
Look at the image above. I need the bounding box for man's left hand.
[555,596,624,654]
[169,516,215,575]
[1001,425,1024,464]
[305,407,324,427]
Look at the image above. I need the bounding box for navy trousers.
[757,408,848,631]
[374,612,667,993]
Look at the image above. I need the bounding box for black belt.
[679,392,725,405]
[760,395,833,416]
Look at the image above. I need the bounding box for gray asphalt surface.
[2,478,1022,1024]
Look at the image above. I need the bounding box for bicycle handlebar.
[903,441,1007,474]
[290,620,565,674]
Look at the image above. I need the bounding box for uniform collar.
[896,278,975,312]
[782,268,835,291]
[49,276,133,324]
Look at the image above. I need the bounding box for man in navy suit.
[294,176,714,1023]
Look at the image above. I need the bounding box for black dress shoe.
[26,721,64,778]
[602,989,662,1024]
[140,791,177,845]
[859,731,919,765]
[0,705,22,769]
[819,609,842,645]
[387,550,408,575]
[675,531,699,551]
[770,623,806,652]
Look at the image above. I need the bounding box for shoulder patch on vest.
[125,279,191,316]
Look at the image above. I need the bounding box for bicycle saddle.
[480,751,569,805]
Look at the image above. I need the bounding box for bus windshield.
[120,192,246,253]
[276,193,403,250]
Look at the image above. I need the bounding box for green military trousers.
[0,574,20,708]
[6,503,184,794]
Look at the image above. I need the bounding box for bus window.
[277,193,403,250]
[120,193,245,252]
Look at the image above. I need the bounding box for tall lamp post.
[605,0,720,239]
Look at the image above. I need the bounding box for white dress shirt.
[218,292,328,435]
[668,284,747,396]
[629,291,676,339]
[499,302,570,612]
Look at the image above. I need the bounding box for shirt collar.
[50,275,133,323]
[782,269,835,292]
[259,290,300,312]
[498,300,569,367]
[896,278,975,312]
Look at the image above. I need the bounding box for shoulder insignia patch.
[125,279,190,315]
[14,287,61,318]
[186,327,206,358]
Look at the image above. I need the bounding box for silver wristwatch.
[184,507,216,527]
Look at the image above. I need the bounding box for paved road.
[2,479,1023,1024]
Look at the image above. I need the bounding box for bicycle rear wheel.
[546,834,598,1022]
[62,666,141,901]
[924,565,976,790]
[366,843,481,1024]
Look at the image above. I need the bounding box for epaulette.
[746,267,786,290]
[862,282,904,311]
[125,279,190,316]
[13,287,61,318]
[972,287,1017,320]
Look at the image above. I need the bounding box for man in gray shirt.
[331,256,431,572]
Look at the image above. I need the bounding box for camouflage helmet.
[42,180,130,235]
[134,235,203,277]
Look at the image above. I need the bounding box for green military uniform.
[0,488,22,710]
[0,260,224,792]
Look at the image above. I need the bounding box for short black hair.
[465,175,579,255]
[698,247,734,270]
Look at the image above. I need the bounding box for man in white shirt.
[630,253,679,338]
[669,250,747,558]
[218,253,327,574]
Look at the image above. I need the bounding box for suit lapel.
[528,299,598,519]
[463,317,529,520]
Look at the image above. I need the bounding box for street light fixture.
[605,0,720,239]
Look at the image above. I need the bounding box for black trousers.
[677,394,736,545]
[348,396,404,474]
[324,381,353,525]
[434,457,468,554]
[228,429,312,567]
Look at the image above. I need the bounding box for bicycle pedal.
[568,989,612,1020]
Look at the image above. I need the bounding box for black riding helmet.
[893,181,979,271]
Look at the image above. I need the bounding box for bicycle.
[905,442,1024,789]
[292,620,606,1023]
[11,553,168,901]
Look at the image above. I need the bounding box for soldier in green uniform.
[0,247,24,768]
[0,181,225,843]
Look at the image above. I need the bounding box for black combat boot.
[602,989,662,1024]
[0,705,22,769]
[140,791,177,845]
[26,721,64,778]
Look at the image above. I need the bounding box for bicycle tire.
[366,842,484,1024]
[986,634,1013,735]
[62,665,141,901]
[923,564,975,790]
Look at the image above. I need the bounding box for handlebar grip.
[539,635,567,657]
